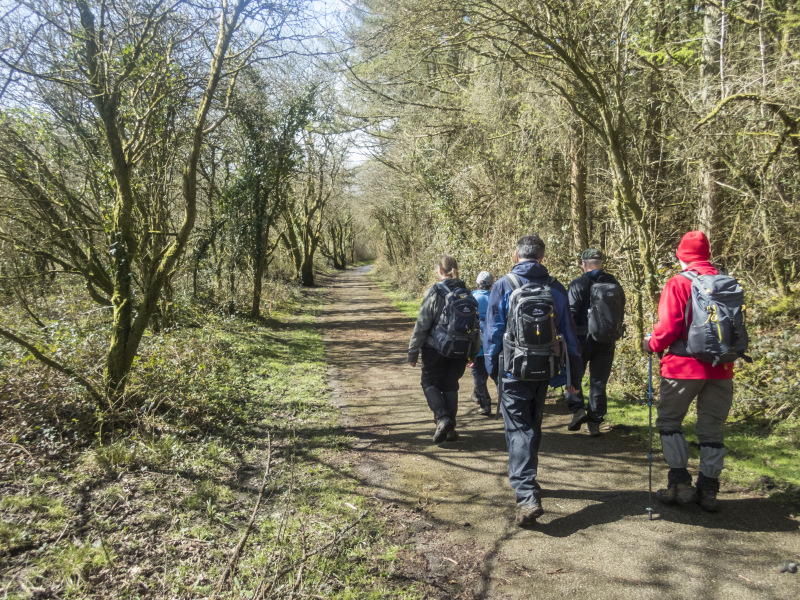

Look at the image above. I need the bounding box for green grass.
[367,269,423,319]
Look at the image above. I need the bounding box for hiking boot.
[567,408,588,431]
[515,502,544,526]
[445,429,459,442]
[656,482,698,505]
[433,417,454,444]
[586,421,601,436]
[477,395,492,416]
[697,488,720,512]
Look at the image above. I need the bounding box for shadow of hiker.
[534,488,800,537]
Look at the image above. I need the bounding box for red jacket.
[648,261,735,380]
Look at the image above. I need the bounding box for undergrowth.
[0,282,424,599]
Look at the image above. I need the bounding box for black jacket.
[567,270,625,338]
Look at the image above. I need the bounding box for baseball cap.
[476,271,494,287]
[581,248,604,261]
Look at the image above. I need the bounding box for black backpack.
[430,282,480,359]
[587,278,625,343]
[501,274,567,381]
[671,270,749,366]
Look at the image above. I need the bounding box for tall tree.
[0,0,305,395]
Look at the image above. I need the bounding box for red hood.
[682,261,718,276]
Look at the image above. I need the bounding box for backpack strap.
[506,273,553,290]
[678,270,701,331]
[505,273,522,290]
[432,281,451,325]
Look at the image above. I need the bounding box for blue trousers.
[499,377,548,507]
[470,355,489,389]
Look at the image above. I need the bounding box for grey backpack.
[501,274,567,381]
[670,270,749,366]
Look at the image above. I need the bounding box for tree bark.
[569,121,589,252]
[698,1,725,257]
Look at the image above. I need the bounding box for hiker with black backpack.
[408,255,481,444]
[565,248,626,436]
[484,235,583,526]
[643,231,749,512]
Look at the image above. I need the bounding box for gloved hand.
[408,350,419,366]
[642,335,653,354]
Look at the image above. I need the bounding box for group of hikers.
[408,231,748,526]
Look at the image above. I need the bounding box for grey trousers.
[656,378,733,480]
[656,378,733,443]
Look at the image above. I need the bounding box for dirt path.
[319,266,799,600]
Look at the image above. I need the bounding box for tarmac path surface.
[318,266,799,600]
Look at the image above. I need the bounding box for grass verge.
[0,286,426,599]
[367,267,423,320]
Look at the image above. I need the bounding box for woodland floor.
[319,266,800,600]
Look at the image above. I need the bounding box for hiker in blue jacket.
[469,271,494,416]
[485,234,582,526]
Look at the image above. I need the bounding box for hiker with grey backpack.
[565,248,626,436]
[484,235,583,526]
[643,231,749,512]
[408,255,481,444]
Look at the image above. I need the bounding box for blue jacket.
[484,260,582,387]
[472,288,491,358]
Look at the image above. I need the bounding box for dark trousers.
[420,347,468,392]
[566,336,615,423]
[471,356,489,389]
[500,377,548,507]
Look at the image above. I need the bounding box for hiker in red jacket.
[643,231,734,512]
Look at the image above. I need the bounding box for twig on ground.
[0,442,35,459]
[253,511,368,600]
[211,431,273,599]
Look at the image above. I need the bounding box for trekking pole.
[646,352,654,520]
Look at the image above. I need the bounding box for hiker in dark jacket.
[484,235,582,526]
[644,231,735,512]
[566,248,626,436]
[408,255,477,443]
